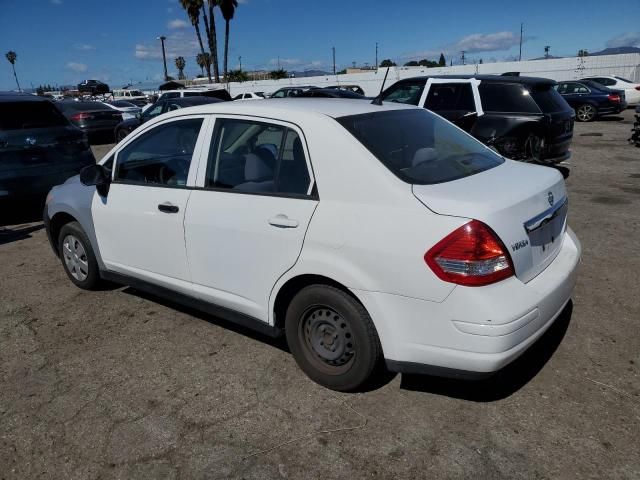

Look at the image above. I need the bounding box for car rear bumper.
[354,227,581,377]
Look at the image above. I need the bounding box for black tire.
[58,221,102,290]
[285,285,383,392]
[576,103,597,122]
[116,129,128,142]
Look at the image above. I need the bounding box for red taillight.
[70,112,92,121]
[635,86,640,91]
[607,94,620,102]
[424,220,515,287]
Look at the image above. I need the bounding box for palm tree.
[175,56,186,80]
[180,0,212,82]
[202,0,220,83]
[196,52,210,76]
[218,0,238,82]
[5,51,21,92]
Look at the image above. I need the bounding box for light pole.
[157,36,168,81]
[238,56,242,71]
[332,47,336,75]
[375,42,378,69]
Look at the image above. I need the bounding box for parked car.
[56,101,123,138]
[380,75,575,164]
[270,86,317,98]
[630,105,640,147]
[44,99,580,391]
[326,84,366,95]
[104,100,141,120]
[112,89,148,107]
[114,96,223,141]
[556,80,627,122]
[295,88,368,99]
[0,93,94,206]
[233,92,265,100]
[580,76,640,106]
[77,79,110,96]
[157,88,232,103]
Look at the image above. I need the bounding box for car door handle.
[268,214,299,228]
[158,202,179,214]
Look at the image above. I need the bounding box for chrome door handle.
[268,214,299,229]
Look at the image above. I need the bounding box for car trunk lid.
[413,160,568,283]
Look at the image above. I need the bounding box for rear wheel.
[58,222,101,290]
[285,285,383,391]
[576,104,597,122]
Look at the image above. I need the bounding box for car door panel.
[92,115,210,293]
[185,116,318,322]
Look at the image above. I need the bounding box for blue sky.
[1,0,639,90]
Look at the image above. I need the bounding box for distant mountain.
[290,70,331,78]
[590,46,640,56]
[529,55,564,60]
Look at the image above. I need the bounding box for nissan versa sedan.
[44,99,581,391]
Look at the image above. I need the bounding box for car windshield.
[337,109,503,185]
[0,101,69,130]
[529,85,569,112]
[109,100,137,108]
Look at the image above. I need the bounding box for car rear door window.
[205,119,311,196]
[115,118,203,187]
[382,81,425,105]
[478,83,541,113]
[531,84,572,112]
[425,83,476,112]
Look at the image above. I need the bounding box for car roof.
[166,96,223,106]
[395,74,556,86]
[167,98,417,121]
[0,92,51,103]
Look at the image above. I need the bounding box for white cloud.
[406,31,525,59]
[606,32,640,48]
[50,0,62,4]
[66,62,87,73]
[168,19,188,30]
[74,44,95,51]
[134,31,199,61]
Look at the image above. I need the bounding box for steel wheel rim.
[298,305,355,374]
[62,235,89,282]
[578,105,595,121]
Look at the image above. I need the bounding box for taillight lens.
[424,220,515,287]
[70,112,92,121]
[635,86,640,91]
[608,94,620,102]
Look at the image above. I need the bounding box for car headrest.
[412,147,438,166]
[245,149,275,181]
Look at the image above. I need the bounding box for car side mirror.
[80,164,111,196]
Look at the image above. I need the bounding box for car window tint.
[272,90,286,98]
[382,82,425,105]
[0,101,68,130]
[144,102,164,118]
[425,83,476,112]
[478,83,540,113]
[115,118,203,187]
[530,85,568,112]
[338,109,503,185]
[206,119,310,196]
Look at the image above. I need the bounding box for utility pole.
[460,50,466,65]
[238,56,242,71]
[332,46,336,75]
[544,45,551,59]
[277,56,280,70]
[519,23,523,61]
[157,36,168,81]
[375,42,379,69]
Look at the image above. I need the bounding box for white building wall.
[223,54,640,97]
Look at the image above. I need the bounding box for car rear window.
[529,85,569,112]
[109,100,136,108]
[479,83,541,113]
[337,109,503,185]
[0,101,69,130]
[58,101,112,112]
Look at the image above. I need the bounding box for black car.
[380,75,575,164]
[0,93,94,205]
[114,96,223,141]
[56,101,123,138]
[77,79,110,96]
[295,88,368,99]
[556,80,627,122]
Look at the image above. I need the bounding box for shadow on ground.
[400,301,573,402]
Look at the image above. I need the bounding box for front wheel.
[58,221,102,290]
[285,285,383,391]
[576,104,597,122]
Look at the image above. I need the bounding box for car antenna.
[371,67,390,106]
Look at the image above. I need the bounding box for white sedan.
[233,92,265,100]
[103,100,142,120]
[581,75,640,106]
[43,99,581,391]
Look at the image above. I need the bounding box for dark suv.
[0,93,95,206]
[381,75,575,164]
